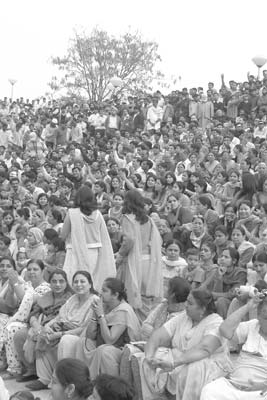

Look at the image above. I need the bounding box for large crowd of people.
[1,70,267,400]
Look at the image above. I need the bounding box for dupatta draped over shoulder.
[121,215,163,309]
[67,208,116,290]
[105,300,141,341]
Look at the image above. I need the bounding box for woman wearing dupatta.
[58,278,140,380]
[26,270,99,391]
[210,247,247,318]
[120,277,191,398]
[2,259,50,378]
[141,290,232,400]
[116,190,163,321]
[25,227,46,260]
[61,186,116,290]
[13,269,73,382]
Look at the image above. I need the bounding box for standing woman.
[116,190,163,320]
[61,186,116,290]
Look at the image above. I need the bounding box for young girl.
[108,192,124,223]
[43,237,66,281]
[162,240,187,296]
[106,217,123,254]
[199,241,218,291]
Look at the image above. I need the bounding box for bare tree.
[51,28,162,102]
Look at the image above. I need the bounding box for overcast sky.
[1,0,267,99]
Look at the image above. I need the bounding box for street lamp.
[110,76,123,88]
[252,56,267,80]
[8,79,17,101]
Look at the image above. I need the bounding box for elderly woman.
[31,210,49,232]
[201,296,267,400]
[58,278,140,380]
[25,227,46,260]
[140,289,232,400]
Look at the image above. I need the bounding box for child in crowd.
[106,217,123,254]
[0,235,11,258]
[16,247,28,277]
[184,248,205,288]
[43,237,66,281]
[162,240,187,296]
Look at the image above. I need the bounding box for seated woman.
[195,195,220,237]
[177,215,212,254]
[25,228,46,260]
[211,247,247,318]
[26,270,98,391]
[13,269,73,382]
[58,278,140,380]
[120,277,191,398]
[31,210,49,233]
[235,200,261,234]
[162,240,187,296]
[214,225,233,259]
[141,289,232,400]
[201,296,267,400]
[166,193,193,233]
[0,257,25,361]
[1,259,50,378]
[231,226,255,268]
[141,277,191,341]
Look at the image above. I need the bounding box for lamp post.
[252,56,267,80]
[8,79,17,101]
[110,76,123,88]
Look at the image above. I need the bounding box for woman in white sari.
[201,296,267,400]
[141,289,232,400]
[61,186,116,290]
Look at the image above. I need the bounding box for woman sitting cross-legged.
[201,296,267,400]
[26,270,99,391]
[140,289,232,400]
[58,278,141,380]
[13,269,73,382]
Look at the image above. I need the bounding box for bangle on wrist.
[13,282,20,287]
[98,314,105,320]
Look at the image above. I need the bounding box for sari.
[118,215,163,318]
[23,289,73,361]
[35,293,98,385]
[140,311,232,400]
[59,300,141,380]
